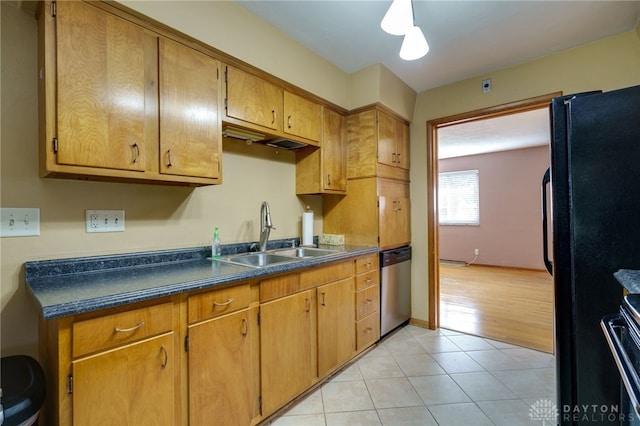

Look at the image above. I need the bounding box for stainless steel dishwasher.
[380,246,411,336]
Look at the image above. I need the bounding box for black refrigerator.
[544,84,640,425]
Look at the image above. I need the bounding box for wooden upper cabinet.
[39,1,221,186]
[159,38,221,179]
[225,66,283,132]
[322,108,347,192]
[283,91,322,142]
[295,107,347,195]
[55,0,146,171]
[347,107,410,180]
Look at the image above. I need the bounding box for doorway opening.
[426,93,560,352]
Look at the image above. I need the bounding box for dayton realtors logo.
[529,399,559,425]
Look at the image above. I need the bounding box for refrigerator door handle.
[541,168,553,275]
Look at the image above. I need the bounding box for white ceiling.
[437,108,550,159]
[236,1,638,158]
[236,1,640,93]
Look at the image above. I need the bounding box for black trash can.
[1,355,46,426]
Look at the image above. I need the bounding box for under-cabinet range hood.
[222,126,308,150]
[265,137,307,150]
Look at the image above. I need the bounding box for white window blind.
[438,169,479,225]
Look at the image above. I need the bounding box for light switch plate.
[86,210,125,233]
[0,208,40,237]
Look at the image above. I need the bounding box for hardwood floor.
[439,262,555,353]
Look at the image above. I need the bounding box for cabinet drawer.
[260,273,300,303]
[356,285,379,320]
[355,254,378,275]
[356,313,380,350]
[188,283,251,324]
[355,270,379,291]
[300,261,353,290]
[73,302,173,357]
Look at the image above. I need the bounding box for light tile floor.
[268,325,556,426]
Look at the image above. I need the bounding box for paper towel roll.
[302,211,313,246]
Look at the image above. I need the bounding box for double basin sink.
[215,247,340,269]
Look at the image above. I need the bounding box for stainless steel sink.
[217,252,298,268]
[273,247,339,258]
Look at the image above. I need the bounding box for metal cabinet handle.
[396,152,401,163]
[392,152,397,163]
[327,174,331,186]
[115,322,144,333]
[321,292,326,306]
[365,299,373,304]
[213,298,234,307]
[365,327,373,334]
[305,298,311,312]
[132,143,140,164]
[287,115,292,129]
[241,318,248,336]
[365,278,372,283]
[166,149,173,167]
[272,110,276,125]
[160,345,168,369]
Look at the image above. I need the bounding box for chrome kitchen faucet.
[259,201,275,252]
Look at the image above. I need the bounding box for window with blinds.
[438,169,479,225]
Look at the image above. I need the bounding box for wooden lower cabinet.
[72,333,175,426]
[187,307,258,426]
[42,255,380,426]
[317,277,355,377]
[260,289,317,416]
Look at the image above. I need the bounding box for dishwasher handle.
[381,247,411,266]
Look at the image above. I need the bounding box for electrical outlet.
[474,248,480,256]
[86,210,125,233]
[482,78,491,93]
[0,208,40,237]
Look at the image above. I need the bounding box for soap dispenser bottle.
[212,228,221,258]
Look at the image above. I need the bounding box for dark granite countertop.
[25,241,379,320]
[614,269,640,294]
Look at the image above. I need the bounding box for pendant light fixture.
[381,0,429,61]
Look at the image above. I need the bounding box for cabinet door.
[396,120,410,170]
[283,91,322,142]
[188,309,255,426]
[261,289,316,416]
[56,1,146,171]
[159,38,221,179]
[377,110,397,168]
[379,180,411,249]
[322,108,347,192]
[225,66,282,132]
[317,278,355,377]
[72,333,174,426]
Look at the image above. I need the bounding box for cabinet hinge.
[184,335,190,352]
[224,67,228,83]
[258,396,262,412]
[377,200,379,208]
[257,311,261,326]
[224,98,228,110]
[67,374,73,394]
[52,137,58,154]
[50,0,56,18]
[217,67,219,81]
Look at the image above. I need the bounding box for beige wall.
[3,0,640,357]
[439,146,550,270]
[410,30,640,323]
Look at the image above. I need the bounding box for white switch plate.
[86,210,125,233]
[0,208,40,237]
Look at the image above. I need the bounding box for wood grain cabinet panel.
[55,0,147,172]
[225,66,283,132]
[159,38,221,179]
[72,333,175,426]
[260,289,317,416]
[39,1,222,186]
[296,107,347,194]
[188,307,258,426]
[283,91,322,142]
[317,277,355,377]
